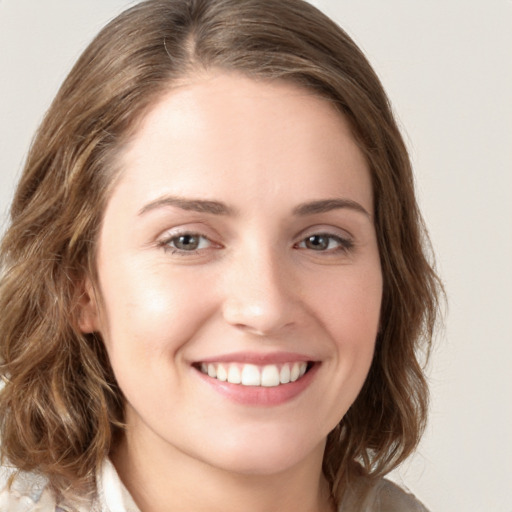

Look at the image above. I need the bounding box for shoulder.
[340,477,430,512]
[371,479,430,512]
[0,458,135,512]
[0,464,57,511]
[0,464,99,512]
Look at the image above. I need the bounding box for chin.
[195,429,327,477]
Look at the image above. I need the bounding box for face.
[82,72,382,477]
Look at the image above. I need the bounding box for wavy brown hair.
[0,0,441,504]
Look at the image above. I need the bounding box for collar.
[95,459,141,512]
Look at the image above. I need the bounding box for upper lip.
[193,351,316,365]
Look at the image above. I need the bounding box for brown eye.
[172,234,201,251]
[297,233,353,252]
[163,233,212,253]
[304,234,330,251]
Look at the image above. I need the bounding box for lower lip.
[194,363,319,406]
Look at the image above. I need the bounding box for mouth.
[193,361,314,387]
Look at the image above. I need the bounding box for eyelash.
[158,231,354,256]
[294,233,354,253]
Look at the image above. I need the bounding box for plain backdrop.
[1,1,511,511]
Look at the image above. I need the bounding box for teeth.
[241,364,261,386]
[207,364,217,378]
[261,365,280,387]
[279,364,291,384]
[227,364,241,384]
[290,363,301,382]
[216,364,227,381]
[199,362,309,387]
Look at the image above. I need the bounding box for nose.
[221,245,301,336]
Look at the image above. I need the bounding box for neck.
[111,427,335,512]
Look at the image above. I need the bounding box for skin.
[80,72,383,512]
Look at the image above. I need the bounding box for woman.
[0,0,441,510]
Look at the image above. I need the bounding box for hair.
[0,0,441,505]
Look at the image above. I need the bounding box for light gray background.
[1,1,511,511]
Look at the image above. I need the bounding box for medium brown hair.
[0,0,441,504]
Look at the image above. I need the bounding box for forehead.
[111,72,372,216]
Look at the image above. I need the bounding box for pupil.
[306,235,328,250]
[175,235,199,250]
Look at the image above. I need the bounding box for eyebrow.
[138,196,235,216]
[293,198,371,218]
[138,195,370,218]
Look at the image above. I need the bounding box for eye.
[297,233,353,252]
[161,233,212,253]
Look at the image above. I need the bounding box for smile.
[197,362,310,387]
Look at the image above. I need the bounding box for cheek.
[97,259,217,368]
[309,264,382,402]
[310,264,382,342]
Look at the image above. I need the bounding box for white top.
[0,459,429,511]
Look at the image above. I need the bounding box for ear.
[77,277,101,334]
